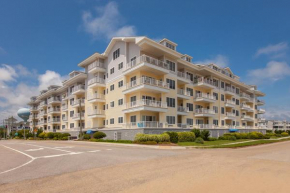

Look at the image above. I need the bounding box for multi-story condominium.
[258,119,290,130]
[27,37,266,138]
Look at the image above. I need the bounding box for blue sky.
[0,0,290,120]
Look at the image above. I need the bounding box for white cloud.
[247,61,290,85]
[263,106,290,121]
[194,54,229,68]
[0,64,17,82]
[38,70,65,91]
[0,47,7,55]
[255,42,288,57]
[82,1,136,40]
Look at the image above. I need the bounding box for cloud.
[0,47,7,55]
[82,1,136,40]
[247,61,290,85]
[0,64,17,82]
[255,42,288,58]
[194,54,229,68]
[263,106,290,121]
[38,70,65,90]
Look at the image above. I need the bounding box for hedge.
[177,132,195,142]
[166,131,179,143]
[93,131,106,139]
[134,133,170,143]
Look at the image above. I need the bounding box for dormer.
[40,90,47,94]
[181,54,193,63]
[48,85,60,90]
[159,38,177,51]
[69,71,81,78]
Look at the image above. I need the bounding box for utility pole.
[79,98,83,140]
[33,113,36,139]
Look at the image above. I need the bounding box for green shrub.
[195,137,204,144]
[53,137,58,140]
[135,141,158,145]
[89,139,133,143]
[218,136,226,140]
[62,136,68,140]
[178,132,195,142]
[266,130,273,133]
[240,133,249,139]
[14,136,20,139]
[45,132,54,139]
[53,133,62,139]
[208,137,217,141]
[281,132,289,137]
[166,131,178,143]
[38,132,45,139]
[229,136,236,141]
[263,134,271,139]
[134,133,170,143]
[28,137,34,140]
[191,129,201,138]
[93,132,106,139]
[201,130,210,141]
[276,134,282,137]
[83,134,91,140]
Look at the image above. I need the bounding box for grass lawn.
[213,138,290,148]
[178,139,251,147]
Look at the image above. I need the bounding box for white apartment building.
[27,37,266,137]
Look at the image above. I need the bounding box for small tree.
[93,132,106,139]
[191,129,201,138]
[201,130,210,141]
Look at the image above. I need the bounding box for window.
[236,122,240,126]
[255,114,257,119]
[110,67,114,74]
[166,116,176,124]
[255,105,257,110]
[118,117,123,123]
[186,88,193,96]
[232,109,236,114]
[118,62,123,70]
[70,111,74,117]
[166,42,175,50]
[213,120,219,126]
[106,104,108,109]
[166,60,175,72]
[106,120,108,125]
[70,123,74,128]
[106,88,108,94]
[166,79,175,89]
[221,94,224,101]
[110,84,114,91]
[110,101,114,107]
[113,48,120,60]
[118,80,123,87]
[130,116,136,123]
[236,99,240,105]
[221,107,225,114]
[103,120,105,126]
[221,120,225,126]
[187,118,193,125]
[166,97,176,107]
[118,99,123,106]
[131,56,136,66]
[110,118,114,124]
[236,88,240,94]
[221,82,225,88]
[213,92,218,100]
[186,103,193,111]
[213,106,218,113]
[236,110,239,116]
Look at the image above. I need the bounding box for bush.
[191,129,201,138]
[276,134,282,137]
[134,133,170,143]
[53,137,58,140]
[93,132,106,139]
[62,136,68,140]
[45,132,54,139]
[218,136,226,140]
[229,136,237,141]
[14,136,20,139]
[83,134,91,140]
[53,133,62,139]
[281,132,289,137]
[201,130,210,141]
[135,141,158,145]
[248,132,264,139]
[178,132,195,142]
[89,139,133,143]
[195,137,204,144]
[208,137,217,141]
[166,131,178,143]
[38,132,45,139]
[28,137,34,140]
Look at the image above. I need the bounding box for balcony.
[123,77,169,95]
[47,108,61,114]
[72,113,85,120]
[88,61,106,74]
[225,100,236,108]
[195,93,216,103]
[30,107,38,112]
[176,71,192,84]
[256,99,265,106]
[47,97,61,105]
[177,89,191,100]
[224,87,236,96]
[61,104,68,111]
[194,108,215,117]
[62,117,68,122]
[71,99,85,108]
[62,93,69,101]
[177,106,189,116]
[88,77,106,89]
[123,99,168,113]
[258,118,266,122]
[224,112,236,120]
[123,55,170,76]
[193,77,217,89]
[63,71,87,86]
[241,115,254,122]
[123,121,167,129]
[39,111,47,117]
[88,109,105,118]
[39,101,47,108]
[240,104,254,112]
[87,93,105,103]
[258,108,266,114]
[48,118,61,124]
[72,85,85,95]
[240,93,253,102]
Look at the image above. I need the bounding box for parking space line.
[106,149,112,151]
[88,150,100,153]
[35,152,83,159]
[22,143,75,153]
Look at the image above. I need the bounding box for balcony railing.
[241,104,251,109]
[48,108,61,113]
[48,118,61,123]
[177,89,191,97]
[241,115,253,120]
[125,55,169,71]
[88,77,105,86]
[125,77,169,90]
[123,121,167,129]
[40,101,47,107]
[88,109,105,116]
[194,77,218,88]
[224,87,236,94]
[125,99,167,109]
[39,120,47,124]
[72,113,85,119]
[195,93,216,100]
[30,107,38,111]
[225,99,235,106]
[73,99,85,106]
[48,97,61,104]
[177,106,189,113]
[72,85,85,93]
[195,108,215,114]
[226,112,236,117]
[87,93,105,101]
[240,93,253,100]
[88,61,105,71]
[62,104,68,110]
[177,71,192,81]
[62,117,68,121]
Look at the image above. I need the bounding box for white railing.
[125,99,167,109]
[241,104,251,109]
[48,118,60,123]
[226,112,236,117]
[225,99,235,105]
[40,101,47,106]
[240,92,253,100]
[73,113,85,119]
[195,77,217,87]
[125,77,169,90]
[48,108,60,113]
[39,111,47,116]
[177,71,192,81]
[88,109,105,116]
[195,108,215,114]
[241,115,253,120]
[87,93,105,101]
[177,106,189,112]
[258,109,266,113]
[88,77,105,86]
[31,106,38,110]
[62,117,68,121]
[62,104,68,110]
[39,120,47,124]
[48,97,61,104]
[125,55,169,71]
[224,87,236,94]
[177,88,191,96]
[73,99,85,106]
[196,124,217,129]
[88,61,105,71]
[123,121,167,129]
[72,85,85,93]
[195,93,216,100]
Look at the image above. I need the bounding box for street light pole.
[33,113,36,139]
[79,99,83,140]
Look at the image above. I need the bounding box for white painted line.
[35,152,83,159]
[21,143,74,153]
[0,145,36,175]
[106,149,112,151]
[25,148,44,152]
[88,150,100,153]
[54,146,74,149]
